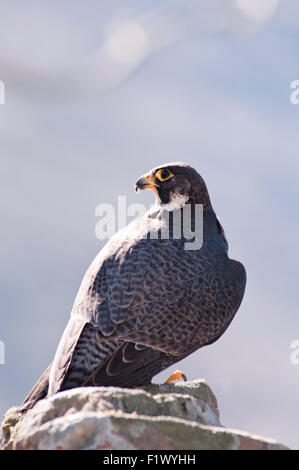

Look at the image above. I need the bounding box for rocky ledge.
[0,379,288,450]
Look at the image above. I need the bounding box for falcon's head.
[135,162,212,210]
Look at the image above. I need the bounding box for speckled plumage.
[21,163,246,411]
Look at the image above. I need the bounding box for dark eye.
[161,170,170,179]
[156,169,174,182]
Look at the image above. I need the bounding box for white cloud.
[105,21,151,65]
[0,0,286,104]
[236,0,279,21]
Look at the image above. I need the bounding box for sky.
[0,0,299,449]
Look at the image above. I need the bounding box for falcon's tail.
[19,362,52,414]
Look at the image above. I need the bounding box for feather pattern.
[21,163,246,411]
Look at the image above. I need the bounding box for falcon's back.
[21,163,246,412]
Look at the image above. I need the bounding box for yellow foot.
[164,370,187,384]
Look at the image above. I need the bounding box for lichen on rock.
[0,379,288,450]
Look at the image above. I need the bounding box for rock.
[142,379,220,420]
[0,379,288,450]
[0,407,20,450]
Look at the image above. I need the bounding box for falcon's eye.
[156,169,174,182]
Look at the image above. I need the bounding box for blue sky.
[0,0,299,448]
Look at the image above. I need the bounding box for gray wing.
[93,236,245,353]
[47,226,245,395]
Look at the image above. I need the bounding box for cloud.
[236,0,279,21]
[105,21,151,65]
[0,0,284,104]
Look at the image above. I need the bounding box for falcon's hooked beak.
[134,173,159,192]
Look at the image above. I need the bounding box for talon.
[164,370,187,384]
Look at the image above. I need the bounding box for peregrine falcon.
[21,163,246,411]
